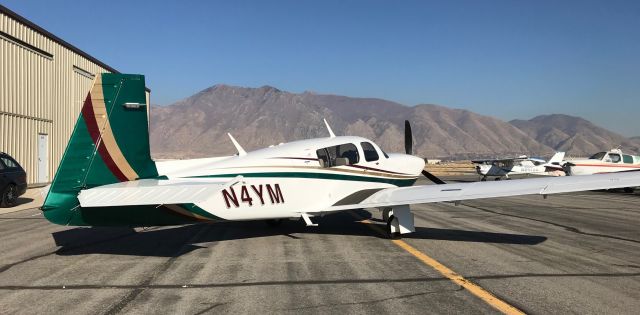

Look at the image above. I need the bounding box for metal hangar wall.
[0,5,150,185]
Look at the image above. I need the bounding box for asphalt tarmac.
[0,176,638,314]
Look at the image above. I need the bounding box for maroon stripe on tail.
[80,93,128,182]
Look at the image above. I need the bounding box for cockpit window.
[623,155,634,164]
[316,143,359,167]
[607,153,621,163]
[589,152,606,160]
[360,142,379,162]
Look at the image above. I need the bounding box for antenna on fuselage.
[323,118,336,138]
[227,133,247,156]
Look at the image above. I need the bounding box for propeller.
[404,120,413,155]
[404,120,446,185]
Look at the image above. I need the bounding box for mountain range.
[149,85,639,160]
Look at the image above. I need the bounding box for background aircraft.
[41,74,640,238]
[563,148,640,176]
[472,152,565,181]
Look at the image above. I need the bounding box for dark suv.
[0,153,27,207]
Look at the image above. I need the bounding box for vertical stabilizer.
[43,73,158,225]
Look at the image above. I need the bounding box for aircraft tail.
[543,152,566,172]
[548,152,565,164]
[42,73,158,225]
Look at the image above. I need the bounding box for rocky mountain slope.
[149,85,635,159]
[510,115,640,157]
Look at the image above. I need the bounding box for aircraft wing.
[77,178,233,207]
[471,157,528,164]
[325,172,640,212]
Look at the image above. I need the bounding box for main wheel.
[382,208,392,222]
[1,184,17,207]
[480,177,487,182]
[623,187,635,193]
[386,215,400,239]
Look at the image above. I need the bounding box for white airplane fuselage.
[155,136,425,221]
[565,150,640,176]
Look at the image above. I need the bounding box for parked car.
[0,152,27,207]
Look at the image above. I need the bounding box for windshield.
[589,152,607,160]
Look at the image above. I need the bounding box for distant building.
[426,159,442,165]
[0,5,149,185]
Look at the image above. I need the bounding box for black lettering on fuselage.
[266,184,284,204]
[222,187,239,208]
[222,184,283,208]
[251,184,265,205]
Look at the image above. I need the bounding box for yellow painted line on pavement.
[358,218,525,315]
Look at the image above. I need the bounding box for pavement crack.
[0,229,141,274]
[283,289,460,311]
[0,277,449,291]
[465,205,640,244]
[102,224,213,315]
[192,302,227,315]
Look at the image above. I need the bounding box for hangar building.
[0,5,150,185]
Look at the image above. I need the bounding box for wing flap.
[326,172,640,211]
[78,178,228,207]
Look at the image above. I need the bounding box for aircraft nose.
[407,155,426,174]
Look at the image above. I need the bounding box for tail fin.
[43,73,157,225]
[548,152,565,164]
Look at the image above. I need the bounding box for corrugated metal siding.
[0,10,151,185]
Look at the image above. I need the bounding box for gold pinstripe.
[90,75,139,181]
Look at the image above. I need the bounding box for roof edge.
[0,4,150,92]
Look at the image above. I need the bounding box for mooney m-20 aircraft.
[472,153,565,181]
[41,74,640,238]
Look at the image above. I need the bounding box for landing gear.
[624,187,635,193]
[386,215,400,239]
[481,176,487,182]
[382,207,392,222]
[494,177,501,181]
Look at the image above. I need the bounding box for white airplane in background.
[563,149,640,176]
[41,74,640,238]
[472,153,566,181]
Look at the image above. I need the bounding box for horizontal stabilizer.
[78,179,228,207]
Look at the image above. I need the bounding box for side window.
[316,143,359,167]
[608,154,621,163]
[623,155,634,164]
[316,149,330,167]
[0,160,5,170]
[337,143,359,164]
[0,157,17,168]
[361,142,379,162]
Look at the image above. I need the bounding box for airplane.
[472,153,566,181]
[563,148,640,193]
[563,149,640,176]
[41,73,640,238]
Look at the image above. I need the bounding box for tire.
[1,184,18,207]
[480,177,487,182]
[386,215,400,239]
[382,208,391,222]
[623,187,635,193]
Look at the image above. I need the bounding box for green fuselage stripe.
[189,171,417,187]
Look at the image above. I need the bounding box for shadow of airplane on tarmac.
[52,209,547,258]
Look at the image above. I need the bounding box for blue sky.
[4,0,639,136]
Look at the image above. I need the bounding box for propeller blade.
[422,170,446,185]
[404,120,412,155]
